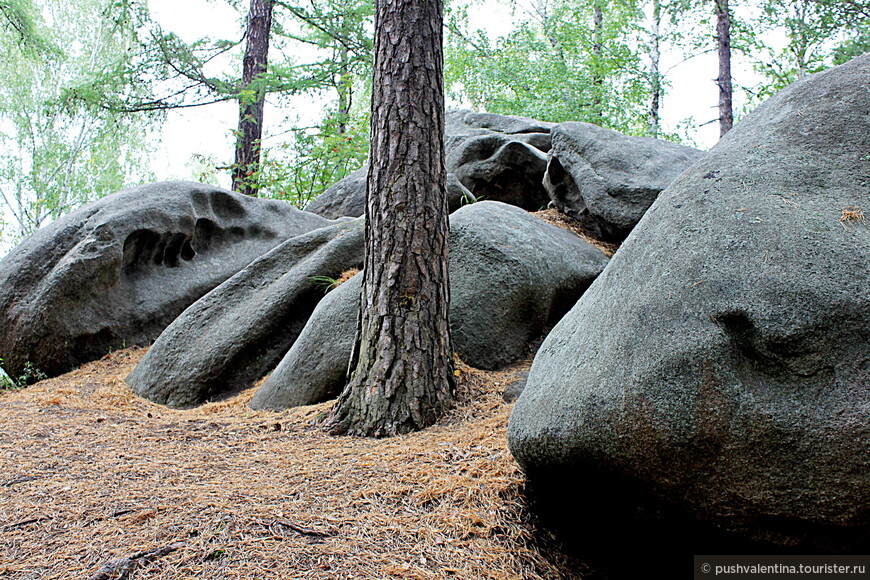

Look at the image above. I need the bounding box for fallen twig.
[3,515,50,530]
[83,507,147,527]
[87,540,186,580]
[272,518,333,537]
[2,475,40,487]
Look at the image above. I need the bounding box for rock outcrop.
[303,166,369,219]
[250,201,609,410]
[249,274,360,410]
[508,55,870,550]
[305,167,475,219]
[307,110,555,219]
[543,122,703,241]
[445,109,555,141]
[446,110,554,210]
[126,219,364,408]
[0,182,331,381]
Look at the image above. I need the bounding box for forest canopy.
[0,0,867,251]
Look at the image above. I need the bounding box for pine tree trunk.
[648,0,662,137]
[232,0,274,196]
[715,0,733,137]
[328,0,455,437]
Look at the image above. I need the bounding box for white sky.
[148,0,240,187]
[146,0,751,189]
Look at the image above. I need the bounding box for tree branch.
[87,541,186,580]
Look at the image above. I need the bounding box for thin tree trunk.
[336,44,351,135]
[232,0,273,195]
[328,0,455,437]
[715,0,733,137]
[536,0,561,54]
[791,1,810,79]
[593,3,603,57]
[649,0,662,137]
[591,1,604,122]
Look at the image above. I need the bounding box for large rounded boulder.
[445,109,555,142]
[126,219,364,408]
[250,201,609,410]
[307,110,556,219]
[544,122,703,241]
[508,55,870,550]
[0,182,331,381]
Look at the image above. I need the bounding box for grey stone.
[448,202,608,369]
[308,110,554,219]
[445,110,554,210]
[126,219,364,408]
[250,273,361,410]
[0,181,331,381]
[503,371,530,403]
[544,122,704,241]
[447,134,550,210]
[251,201,609,410]
[445,109,555,147]
[304,167,368,219]
[508,55,870,550]
[304,167,475,219]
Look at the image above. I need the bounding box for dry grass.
[334,268,360,286]
[840,206,865,229]
[532,210,619,257]
[0,348,573,580]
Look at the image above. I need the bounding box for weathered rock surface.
[508,55,870,550]
[250,273,361,410]
[502,371,530,403]
[0,181,331,381]
[448,134,550,210]
[303,167,368,219]
[251,201,609,410]
[445,109,555,150]
[305,167,474,219]
[544,122,703,241]
[448,202,605,369]
[307,110,556,218]
[446,109,554,210]
[126,219,364,408]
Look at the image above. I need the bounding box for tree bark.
[648,0,662,137]
[791,0,810,79]
[591,1,604,122]
[336,43,351,135]
[328,0,455,437]
[715,0,733,137]
[592,3,604,57]
[232,0,274,196]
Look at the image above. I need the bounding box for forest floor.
[0,347,588,580]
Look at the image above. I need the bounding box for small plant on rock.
[309,275,340,294]
[309,268,360,294]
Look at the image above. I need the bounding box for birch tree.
[0,0,152,246]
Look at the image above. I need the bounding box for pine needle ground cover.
[0,348,577,579]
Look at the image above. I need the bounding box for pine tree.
[328,0,455,437]
[231,0,274,195]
